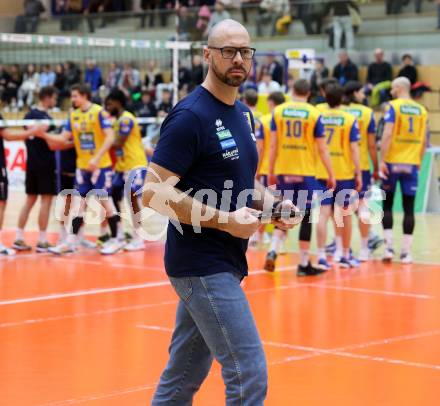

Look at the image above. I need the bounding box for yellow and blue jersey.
[66,103,113,170]
[383,98,428,166]
[316,102,329,112]
[255,113,271,176]
[271,101,324,176]
[342,103,376,171]
[113,111,147,172]
[315,108,360,180]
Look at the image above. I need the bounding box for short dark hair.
[106,87,127,109]
[343,81,363,104]
[402,54,412,61]
[325,83,344,108]
[293,79,311,96]
[38,86,58,100]
[243,88,258,107]
[267,91,285,106]
[318,77,338,93]
[70,83,92,100]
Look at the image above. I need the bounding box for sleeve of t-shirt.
[350,120,360,142]
[151,108,203,177]
[98,110,112,130]
[314,115,325,138]
[119,117,134,137]
[367,112,376,134]
[270,113,277,131]
[383,104,395,124]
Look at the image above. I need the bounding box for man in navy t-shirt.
[144,19,297,405]
[13,86,58,253]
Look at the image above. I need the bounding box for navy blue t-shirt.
[152,86,258,278]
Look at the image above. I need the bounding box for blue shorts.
[359,170,372,200]
[276,175,318,210]
[317,178,357,208]
[75,167,113,198]
[381,163,418,196]
[112,168,147,201]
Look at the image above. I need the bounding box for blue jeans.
[152,272,267,405]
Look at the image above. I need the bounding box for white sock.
[117,222,124,241]
[299,250,309,267]
[16,228,24,241]
[401,234,413,254]
[270,234,284,253]
[59,224,67,244]
[38,230,47,243]
[66,234,77,245]
[318,248,326,261]
[335,236,343,253]
[384,229,393,249]
[368,229,376,239]
[343,248,350,259]
[361,238,369,250]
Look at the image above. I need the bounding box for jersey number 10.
[286,120,302,138]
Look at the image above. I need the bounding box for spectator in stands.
[190,55,205,88]
[297,1,325,35]
[140,0,156,28]
[157,88,173,117]
[105,62,122,89]
[386,0,403,15]
[398,54,417,85]
[132,89,157,136]
[85,59,103,97]
[59,0,83,31]
[85,0,110,33]
[256,0,290,37]
[258,71,281,93]
[0,65,11,104]
[54,64,66,106]
[119,62,142,97]
[323,1,359,51]
[310,58,329,99]
[175,6,193,40]
[260,55,283,86]
[332,50,359,86]
[195,5,211,40]
[437,0,440,29]
[367,48,393,106]
[15,0,45,33]
[178,62,192,89]
[3,64,22,108]
[39,64,56,89]
[415,0,423,13]
[144,60,164,90]
[64,61,81,89]
[158,0,176,27]
[206,1,231,35]
[18,63,40,109]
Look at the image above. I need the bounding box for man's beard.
[211,59,249,87]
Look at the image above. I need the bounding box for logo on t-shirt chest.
[215,119,239,160]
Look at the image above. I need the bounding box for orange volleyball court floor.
[1,229,440,406]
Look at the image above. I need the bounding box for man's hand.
[220,207,261,239]
[88,156,100,172]
[327,175,336,191]
[355,172,363,192]
[379,161,389,180]
[32,124,49,138]
[272,200,303,231]
[268,173,277,187]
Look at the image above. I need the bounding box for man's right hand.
[219,207,261,239]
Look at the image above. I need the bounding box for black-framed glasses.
[208,46,256,60]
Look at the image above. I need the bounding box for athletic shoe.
[368,235,384,251]
[317,258,331,271]
[263,232,271,244]
[124,238,145,252]
[100,238,126,255]
[297,262,327,277]
[333,250,342,263]
[400,252,413,264]
[96,233,111,247]
[48,243,76,255]
[0,245,15,256]
[80,238,97,249]
[12,239,32,251]
[348,255,360,268]
[358,247,370,262]
[124,232,133,242]
[36,241,53,253]
[264,250,277,272]
[382,247,395,263]
[338,257,352,269]
[325,240,336,254]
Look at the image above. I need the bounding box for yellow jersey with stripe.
[383,98,428,165]
[271,101,324,176]
[66,103,112,170]
[255,113,272,175]
[315,108,360,180]
[113,111,147,172]
[342,103,376,171]
[316,102,329,112]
